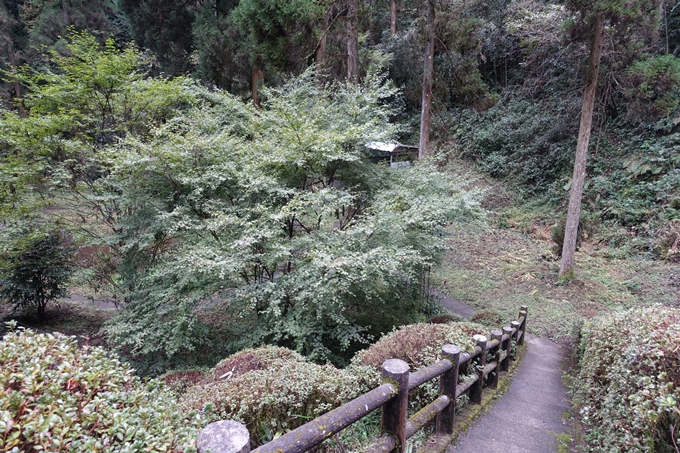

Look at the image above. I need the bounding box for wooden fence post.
[511,321,521,343]
[436,344,460,435]
[501,326,513,372]
[489,330,502,389]
[197,420,250,453]
[469,335,487,405]
[518,305,528,346]
[381,359,410,453]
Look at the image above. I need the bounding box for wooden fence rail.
[197,306,528,453]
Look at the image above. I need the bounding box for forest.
[0,0,679,452]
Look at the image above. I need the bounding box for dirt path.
[439,291,572,452]
[432,290,477,319]
[64,294,119,310]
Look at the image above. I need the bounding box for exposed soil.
[0,294,117,346]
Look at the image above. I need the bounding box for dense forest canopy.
[1,0,680,371]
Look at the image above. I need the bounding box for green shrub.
[351,322,486,372]
[452,98,578,192]
[0,229,75,320]
[550,217,587,257]
[623,55,680,124]
[0,324,207,452]
[177,325,490,449]
[584,132,680,257]
[179,346,367,447]
[574,306,680,452]
[349,323,488,412]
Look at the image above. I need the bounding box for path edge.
[421,341,529,453]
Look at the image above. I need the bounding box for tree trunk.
[390,0,398,36]
[38,300,45,319]
[251,64,264,107]
[559,14,604,279]
[9,51,26,117]
[13,81,25,117]
[653,0,664,46]
[316,32,326,67]
[315,6,333,71]
[659,0,669,54]
[418,0,435,159]
[347,0,359,83]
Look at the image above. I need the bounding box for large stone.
[197,420,250,453]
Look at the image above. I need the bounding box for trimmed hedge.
[574,306,680,452]
[178,324,492,447]
[349,322,489,411]
[350,322,486,372]
[178,346,367,446]
[0,325,207,452]
[0,321,501,452]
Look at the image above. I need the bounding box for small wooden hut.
[365,142,419,167]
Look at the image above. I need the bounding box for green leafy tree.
[1,30,200,301]
[1,29,198,236]
[2,29,482,371]
[229,0,325,104]
[0,228,75,319]
[0,0,128,107]
[101,70,481,370]
[5,30,192,152]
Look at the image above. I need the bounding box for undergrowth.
[432,169,680,343]
[0,325,207,452]
[573,306,680,452]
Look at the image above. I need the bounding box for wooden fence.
[196,305,528,453]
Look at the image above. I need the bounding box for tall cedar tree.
[120,0,196,76]
[347,0,359,82]
[560,0,660,278]
[419,0,435,158]
[560,13,604,278]
[230,0,323,104]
